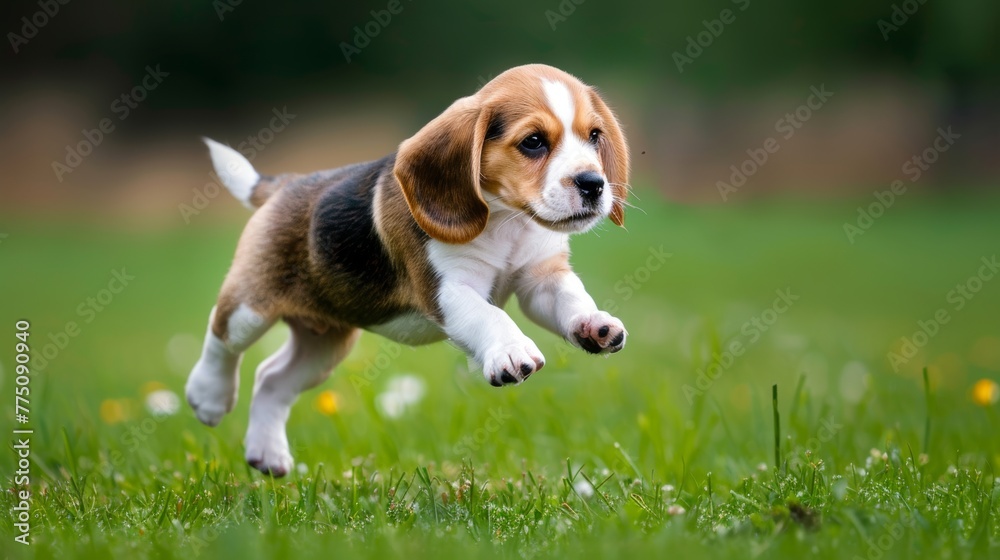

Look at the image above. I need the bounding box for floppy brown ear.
[589,89,630,227]
[394,97,491,244]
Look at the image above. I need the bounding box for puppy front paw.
[569,312,626,354]
[481,338,545,386]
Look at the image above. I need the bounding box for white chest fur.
[369,205,569,345]
[429,204,570,304]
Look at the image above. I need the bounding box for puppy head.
[394,64,629,243]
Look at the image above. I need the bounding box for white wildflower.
[145,389,180,417]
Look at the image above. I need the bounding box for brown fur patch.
[211,156,444,341]
[373,170,444,322]
[526,252,572,283]
[249,172,299,208]
[394,97,491,244]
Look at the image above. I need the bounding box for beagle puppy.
[185,64,630,476]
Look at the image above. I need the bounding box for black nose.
[573,171,605,204]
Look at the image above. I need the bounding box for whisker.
[497,213,520,230]
[613,198,645,213]
[609,182,640,201]
[497,208,527,230]
[514,206,540,235]
[610,193,646,215]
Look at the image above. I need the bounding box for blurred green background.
[1,0,999,214]
[2,1,1000,558]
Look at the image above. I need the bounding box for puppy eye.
[518,134,548,156]
[589,129,601,144]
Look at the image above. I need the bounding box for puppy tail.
[202,138,281,209]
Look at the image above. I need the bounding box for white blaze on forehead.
[543,79,576,134]
[536,78,609,223]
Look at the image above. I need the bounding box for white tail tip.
[202,137,260,209]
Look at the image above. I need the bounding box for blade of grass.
[922,366,932,454]
[772,384,781,474]
[789,373,806,428]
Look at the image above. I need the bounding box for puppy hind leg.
[245,321,360,476]
[186,302,275,427]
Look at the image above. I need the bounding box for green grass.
[2,192,1000,559]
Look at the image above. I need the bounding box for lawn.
[1,191,999,559]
